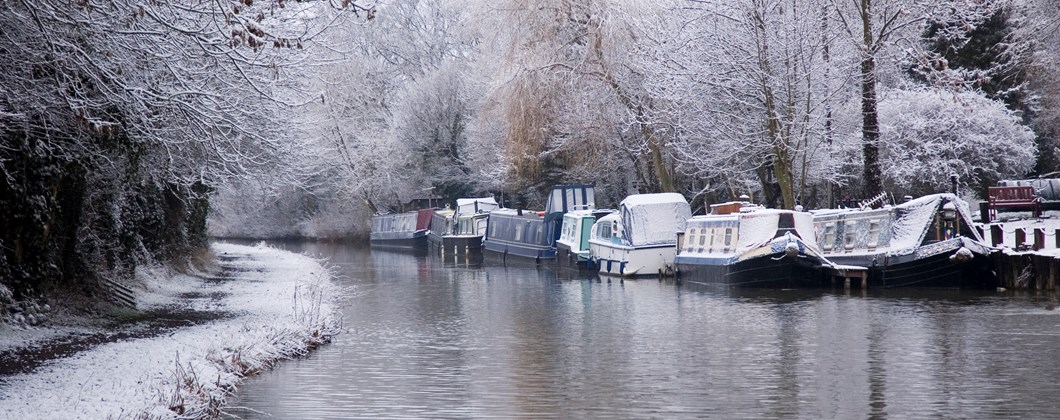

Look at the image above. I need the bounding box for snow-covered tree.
[654,0,848,209]
[0,0,372,297]
[831,0,938,199]
[834,89,1035,197]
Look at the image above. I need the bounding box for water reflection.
[223,242,1060,419]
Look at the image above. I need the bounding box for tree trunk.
[645,125,674,193]
[753,4,795,210]
[860,0,882,199]
[861,55,881,198]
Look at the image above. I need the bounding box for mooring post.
[990,225,1003,247]
[1015,228,1027,250]
[1047,255,1055,292]
[1034,228,1045,251]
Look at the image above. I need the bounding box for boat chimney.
[950,174,958,195]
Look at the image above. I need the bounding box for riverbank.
[0,242,342,418]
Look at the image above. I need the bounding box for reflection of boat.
[427,245,484,268]
[427,198,499,255]
[812,193,995,288]
[370,209,434,250]
[556,208,615,271]
[482,184,594,263]
[674,200,835,288]
[589,193,691,277]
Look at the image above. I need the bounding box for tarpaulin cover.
[619,193,691,246]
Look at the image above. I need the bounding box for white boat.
[588,193,691,277]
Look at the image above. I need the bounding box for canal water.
[225,241,1060,419]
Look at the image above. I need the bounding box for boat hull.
[676,252,832,288]
[370,230,429,250]
[591,242,676,277]
[556,242,595,271]
[428,232,483,255]
[482,239,556,263]
[824,239,997,288]
[877,249,996,288]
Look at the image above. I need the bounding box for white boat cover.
[456,197,500,216]
[889,193,982,255]
[620,193,692,246]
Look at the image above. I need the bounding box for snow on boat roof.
[620,192,687,207]
[620,193,692,246]
[813,193,983,255]
[456,197,499,216]
[489,207,544,218]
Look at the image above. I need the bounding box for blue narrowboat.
[482,184,595,264]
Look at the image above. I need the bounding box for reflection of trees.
[767,304,804,417]
[866,322,889,419]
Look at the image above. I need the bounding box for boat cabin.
[482,184,596,262]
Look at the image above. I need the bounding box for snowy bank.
[0,242,342,419]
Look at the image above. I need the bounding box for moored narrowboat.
[812,193,995,288]
[674,201,836,288]
[427,197,499,254]
[482,184,595,264]
[370,208,435,250]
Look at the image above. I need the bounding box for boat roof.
[489,208,545,219]
[812,193,984,253]
[456,197,499,216]
[619,193,692,246]
[620,192,687,208]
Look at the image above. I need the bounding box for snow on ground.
[0,242,342,419]
[974,209,1060,259]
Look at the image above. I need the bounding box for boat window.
[821,224,835,251]
[598,222,611,239]
[844,227,855,252]
[698,229,707,247]
[724,228,732,248]
[867,221,881,250]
